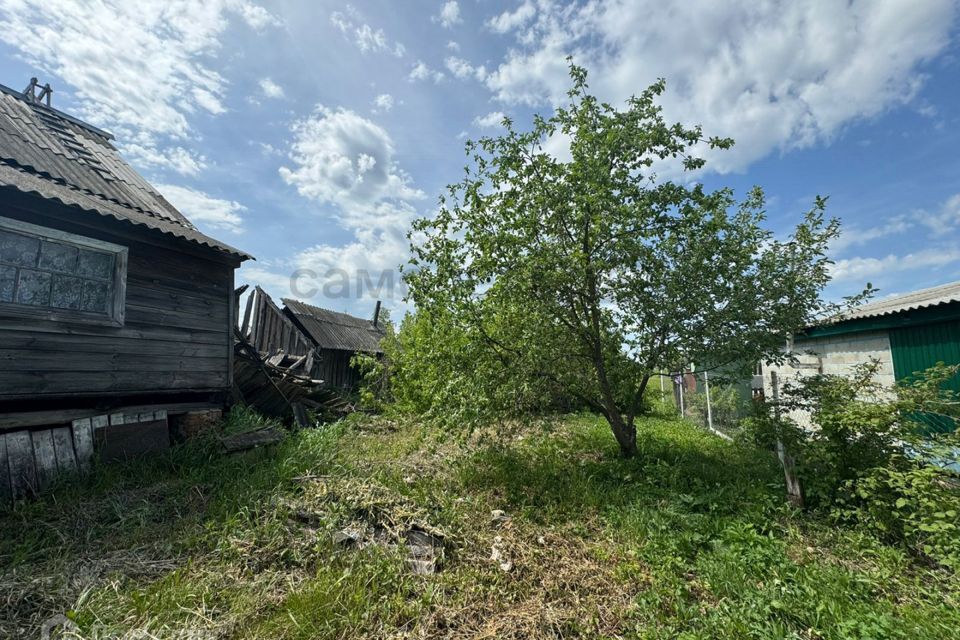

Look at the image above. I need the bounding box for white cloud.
[436,1,462,28]
[330,7,405,57]
[259,77,285,99]
[0,0,276,174]
[488,1,536,34]
[273,108,425,312]
[917,193,960,235]
[372,93,395,113]
[830,216,912,253]
[483,0,957,173]
[237,2,280,30]
[447,40,460,51]
[278,106,424,219]
[831,247,960,284]
[409,61,445,83]
[445,56,487,81]
[473,111,506,128]
[156,183,246,234]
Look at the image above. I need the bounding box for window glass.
[0,218,126,324]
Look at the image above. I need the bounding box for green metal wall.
[889,319,960,433]
[890,319,960,387]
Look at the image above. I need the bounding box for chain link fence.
[658,369,757,440]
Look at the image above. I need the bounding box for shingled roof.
[0,83,251,260]
[283,299,385,353]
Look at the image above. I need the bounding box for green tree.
[406,63,848,456]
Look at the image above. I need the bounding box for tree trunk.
[605,408,637,457]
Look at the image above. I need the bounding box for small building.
[282,298,386,390]
[765,280,960,424]
[0,80,251,496]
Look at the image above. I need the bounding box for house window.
[0,216,126,326]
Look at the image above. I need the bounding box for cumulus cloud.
[0,0,276,175]
[156,183,246,234]
[259,77,285,99]
[279,106,424,219]
[487,1,536,33]
[436,1,462,28]
[483,0,957,173]
[276,107,425,310]
[830,247,960,284]
[330,6,405,56]
[473,111,506,128]
[237,2,280,30]
[409,61,445,83]
[445,56,487,81]
[372,93,395,113]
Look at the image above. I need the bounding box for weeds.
[1,411,958,638]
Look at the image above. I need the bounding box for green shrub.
[743,361,960,567]
[838,461,960,569]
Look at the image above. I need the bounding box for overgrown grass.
[1,410,957,638]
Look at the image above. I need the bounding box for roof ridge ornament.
[22,77,52,107]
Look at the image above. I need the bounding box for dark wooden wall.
[0,192,239,405]
[316,349,361,390]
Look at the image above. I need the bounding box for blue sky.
[1,0,959,319]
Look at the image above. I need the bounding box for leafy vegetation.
[404,62,861,456]
[742,362,960,569]
[2,409,958,638]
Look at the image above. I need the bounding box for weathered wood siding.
[316,348,362,390]
[0,196,237,401]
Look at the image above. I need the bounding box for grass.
[1,408,958,639]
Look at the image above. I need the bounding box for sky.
[1,0,959,320]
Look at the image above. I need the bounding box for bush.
[743,361,960,567]
[839,461,960,569]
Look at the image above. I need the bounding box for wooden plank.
[0,350,228,372]
[0,315,226,344]
[240,285,255,337]
[0,333,226,357]
[221,428,283,453]
[292,402,310,428]
[0,434,10,504]
[52,426,78,474]
[31,429,58,489]
[7,431,37,497]
[0,370,229,395]
[72,417,95,472]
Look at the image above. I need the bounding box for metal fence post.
[704,369,713,432]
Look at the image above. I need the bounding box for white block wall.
[764,329,895,426]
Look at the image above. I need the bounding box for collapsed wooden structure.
[232,286,382,423]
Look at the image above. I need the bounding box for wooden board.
[72,417,95,472]
[6,430,36,498]
[0,434,8,503]
[30,429,58,489]
[52,426,78,474]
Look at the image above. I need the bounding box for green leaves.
[404,62,843,453]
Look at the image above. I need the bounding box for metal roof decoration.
[0,83,251,260]
[283,298,386,353]
[840,280,960,321]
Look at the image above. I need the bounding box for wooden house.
[0,81,251,497]
[282,298,385,390]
